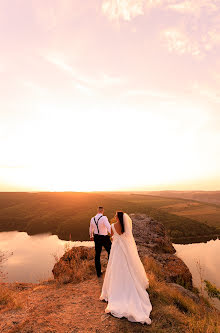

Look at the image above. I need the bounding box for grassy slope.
[0,192,219,242]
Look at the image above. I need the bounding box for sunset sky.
[0,0,220,191]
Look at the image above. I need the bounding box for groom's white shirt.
[89,213,111,237]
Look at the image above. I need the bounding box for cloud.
[167,0,219,15]
[191,82,220,104]
[102,0,219,21]
[102,74,123,85]
[0,165,25,169]
[126,89,174,100]
[162,23,220,56]
[42,53,95,95]
[162,29,201,56]
[22,80,49,96]
[43,52,124,95]
[165,1,220,54]
[44,54,76,75]
[204,26,220,51]
[102,0,145,21]
[43,53,90,85]
[74,83,94,96]
[32,0,77,31]
[101,0,220,57]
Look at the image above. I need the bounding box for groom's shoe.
[97,272,103,278]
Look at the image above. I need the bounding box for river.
[174,238,220,310]
[0,231,219,308]
[0,231,93,283]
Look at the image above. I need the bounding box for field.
[0,192,219,243]
[159,201,220,228]
[145,190,220,206]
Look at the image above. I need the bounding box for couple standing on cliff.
[89,206,152,325]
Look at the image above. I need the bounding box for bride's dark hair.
[116,211,124,234]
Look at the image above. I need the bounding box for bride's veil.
[123,212,133,237]
[121,213,149,289]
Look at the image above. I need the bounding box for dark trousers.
[94,234,111,276]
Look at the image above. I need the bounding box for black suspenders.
[94,215,103,234]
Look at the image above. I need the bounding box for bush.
[204,280,220,301]
[0,285,20,311]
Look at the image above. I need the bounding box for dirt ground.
[0,277,152,333]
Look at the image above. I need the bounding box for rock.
[130,214,176,254]
[52,246,108,283]
[101,314,109,322]
[130,214,193,288]
[168,283,200,303]
[153,253,192,287]
[52,246,96,283]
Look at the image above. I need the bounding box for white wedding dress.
[100,213,152,324]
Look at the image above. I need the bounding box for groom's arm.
[103,217,111,234]
[89,219,94,240]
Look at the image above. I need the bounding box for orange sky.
[0,0,220,191]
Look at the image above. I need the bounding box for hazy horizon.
[0,188,220,193]
[1,1,220,192]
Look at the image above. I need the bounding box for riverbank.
[172,234,219,245]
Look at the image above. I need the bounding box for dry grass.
[0,250,22,313]
[187,311,220,333]
[143,256,165,281]
[0,284,21,312]
[148,274,197,314]
[53,246,97,285]
[141,256,220,332]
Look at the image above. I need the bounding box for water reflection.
[0,231,94,283]
[174,238,220,310]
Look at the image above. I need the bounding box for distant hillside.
[0,192,219,243]
[145,191,220,205]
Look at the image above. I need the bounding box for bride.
[100,211,152,324]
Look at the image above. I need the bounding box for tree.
[0,250,12,280]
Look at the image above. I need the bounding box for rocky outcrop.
[52,246,96,284]
[131,213,176,254]
[53,214,193,288]
[131,214,193,288]
[52,247,108,284]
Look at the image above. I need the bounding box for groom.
[89,206,112,277]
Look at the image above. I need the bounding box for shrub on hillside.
[52,247,97,284]
[204,280,220,301]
